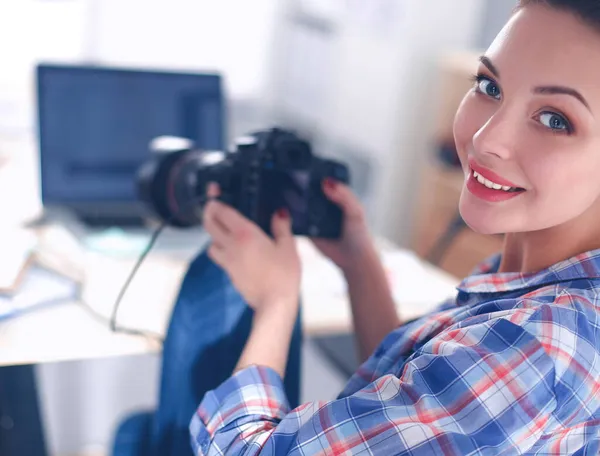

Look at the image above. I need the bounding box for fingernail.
[324,178,337,190]
[206,182,220,198]
[277,208,289,219]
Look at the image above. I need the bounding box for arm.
[191,311,558,455]
[342,242,401,362]
[234,303,297,377]
[312,181,401,362]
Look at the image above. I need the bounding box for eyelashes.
[469,73,574,135]
[536,112,573,134]
[470,74,501,100]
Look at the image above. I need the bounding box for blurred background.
[0,1,516,455]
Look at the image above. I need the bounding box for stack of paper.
[0,264,78,320]
[0,227,79,320]
[0,228,37,292]
[298,238,459,328]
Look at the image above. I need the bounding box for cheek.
[524,147,600,211]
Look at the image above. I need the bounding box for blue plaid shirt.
[190,250,600,454]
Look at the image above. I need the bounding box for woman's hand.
[203,184,301,317]
[312,179,375,272]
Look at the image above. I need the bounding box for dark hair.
[517,0,600,32]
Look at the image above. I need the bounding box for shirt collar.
[458,248,600,294]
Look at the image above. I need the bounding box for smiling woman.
[454,0,600,273]
[188,1,600,455]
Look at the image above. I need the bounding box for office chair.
[111,250,302,456]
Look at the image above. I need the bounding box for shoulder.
[407,290,599,387]
[449,294,600,419]
[513,296,600,425]
[517,296,599,373]
[455,294,599,368]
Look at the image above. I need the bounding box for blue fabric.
[111,412,152,456]
[112,250,302,456]
[190,248,600,455]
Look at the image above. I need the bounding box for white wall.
[87,0,280,99]
[477,0,516,48]
[266,0,486,246]
[381,0,487,245]
[0,0,92,135]
[0,0,280,136]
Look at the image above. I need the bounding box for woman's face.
[454,4,600,235]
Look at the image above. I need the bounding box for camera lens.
[136,149,215,227]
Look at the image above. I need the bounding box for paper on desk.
[302,250,455,300]
[383,252,447,300]
[300,241,458,322]
[0,228,37,291]
[81,250,188,336]
[35,224,86,281]
[0,264,78,320]
[383,251,458,319]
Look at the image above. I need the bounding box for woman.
[191,1,600,454]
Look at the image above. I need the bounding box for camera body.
[137,128,350,238]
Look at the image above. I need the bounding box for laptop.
[35,63,226,248]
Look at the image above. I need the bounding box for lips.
[468,157,522,189]
[466,157,526,203]
[472,170,519,192]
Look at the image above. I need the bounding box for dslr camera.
[137,128,350,238]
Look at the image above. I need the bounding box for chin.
[461,215,502,235]
[459,199,508,236]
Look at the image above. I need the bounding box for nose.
[472,109,516,161]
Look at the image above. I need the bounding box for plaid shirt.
[190,251,600,455]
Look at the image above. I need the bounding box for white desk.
[0,226,459,367]
[298,238,459,334]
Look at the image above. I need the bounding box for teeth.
[473,171,516,192]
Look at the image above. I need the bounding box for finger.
[271,208,293,243]
[206,182,221,199]
[203,201,231,246]
[207,242,227,268]
[322,179,364,219]
[210,200,255,236]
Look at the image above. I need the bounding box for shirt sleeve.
[190,314,558,455]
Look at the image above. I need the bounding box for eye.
[538,112,573,134]
[472,75,501,100]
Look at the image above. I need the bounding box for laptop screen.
[37,64,225,206]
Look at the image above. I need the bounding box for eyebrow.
[480,56,500,78]
[533,86,591,113]
[479,55,592,113]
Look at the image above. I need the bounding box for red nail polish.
[324,178,337,190]
[277,208,289,219]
